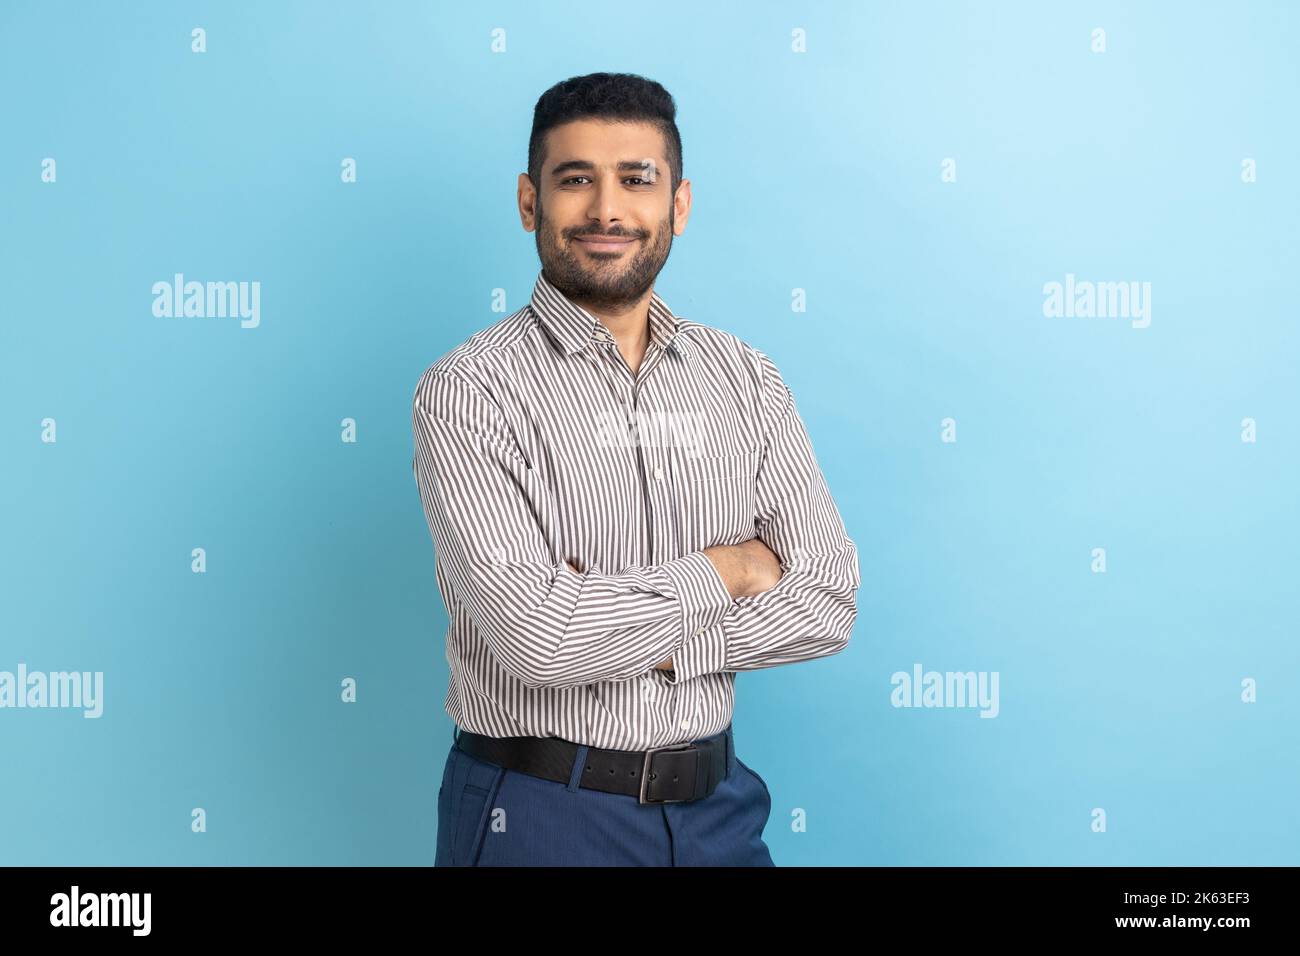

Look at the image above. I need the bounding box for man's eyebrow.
[549,160,659,178]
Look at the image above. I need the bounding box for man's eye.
[558,177,654,186]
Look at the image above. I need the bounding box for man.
[412,72,860,866]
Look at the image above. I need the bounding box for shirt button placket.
[622,350,689,738]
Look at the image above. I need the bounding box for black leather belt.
[453,724,733,804]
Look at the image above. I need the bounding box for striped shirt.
[411,270,860,751]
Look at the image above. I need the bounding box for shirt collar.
[530,270,685,357]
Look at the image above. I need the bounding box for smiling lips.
[576,235,638,253]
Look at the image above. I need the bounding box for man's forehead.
[546,119,666,161]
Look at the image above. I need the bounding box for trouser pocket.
[736,757,772,817]
[449,749,507,866]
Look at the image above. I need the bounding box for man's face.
[522,118,689,310]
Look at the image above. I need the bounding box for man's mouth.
[575,235,638,253]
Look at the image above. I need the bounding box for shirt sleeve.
[412,367,734,690]
[664,349,861,685]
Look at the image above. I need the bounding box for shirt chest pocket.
[680,450,761,550]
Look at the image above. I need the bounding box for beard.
[534,198,675,312]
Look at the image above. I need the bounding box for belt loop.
[566,745,589,791]
[725,724,735,775]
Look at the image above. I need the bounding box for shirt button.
[680,718,691,730]
[695,628,704,637]
[653,466,664,481]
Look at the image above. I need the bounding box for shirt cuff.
[665,621,728,685]
[659,551,733,684]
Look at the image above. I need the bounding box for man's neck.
[577,292,654,376]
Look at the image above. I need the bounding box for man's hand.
[566,541,782,600]
[650,539,781,672]
[564,548,782,674]
[703,537,783,600]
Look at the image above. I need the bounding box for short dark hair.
[528,72,683,197]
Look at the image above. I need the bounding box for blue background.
[2,0,1296,865]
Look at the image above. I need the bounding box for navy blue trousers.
[435,724,775,866]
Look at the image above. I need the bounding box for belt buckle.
[639,742,697,805]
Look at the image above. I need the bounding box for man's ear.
[518,172,539,231]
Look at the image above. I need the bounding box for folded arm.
[664,350,861,684]
[413,368,736,690]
